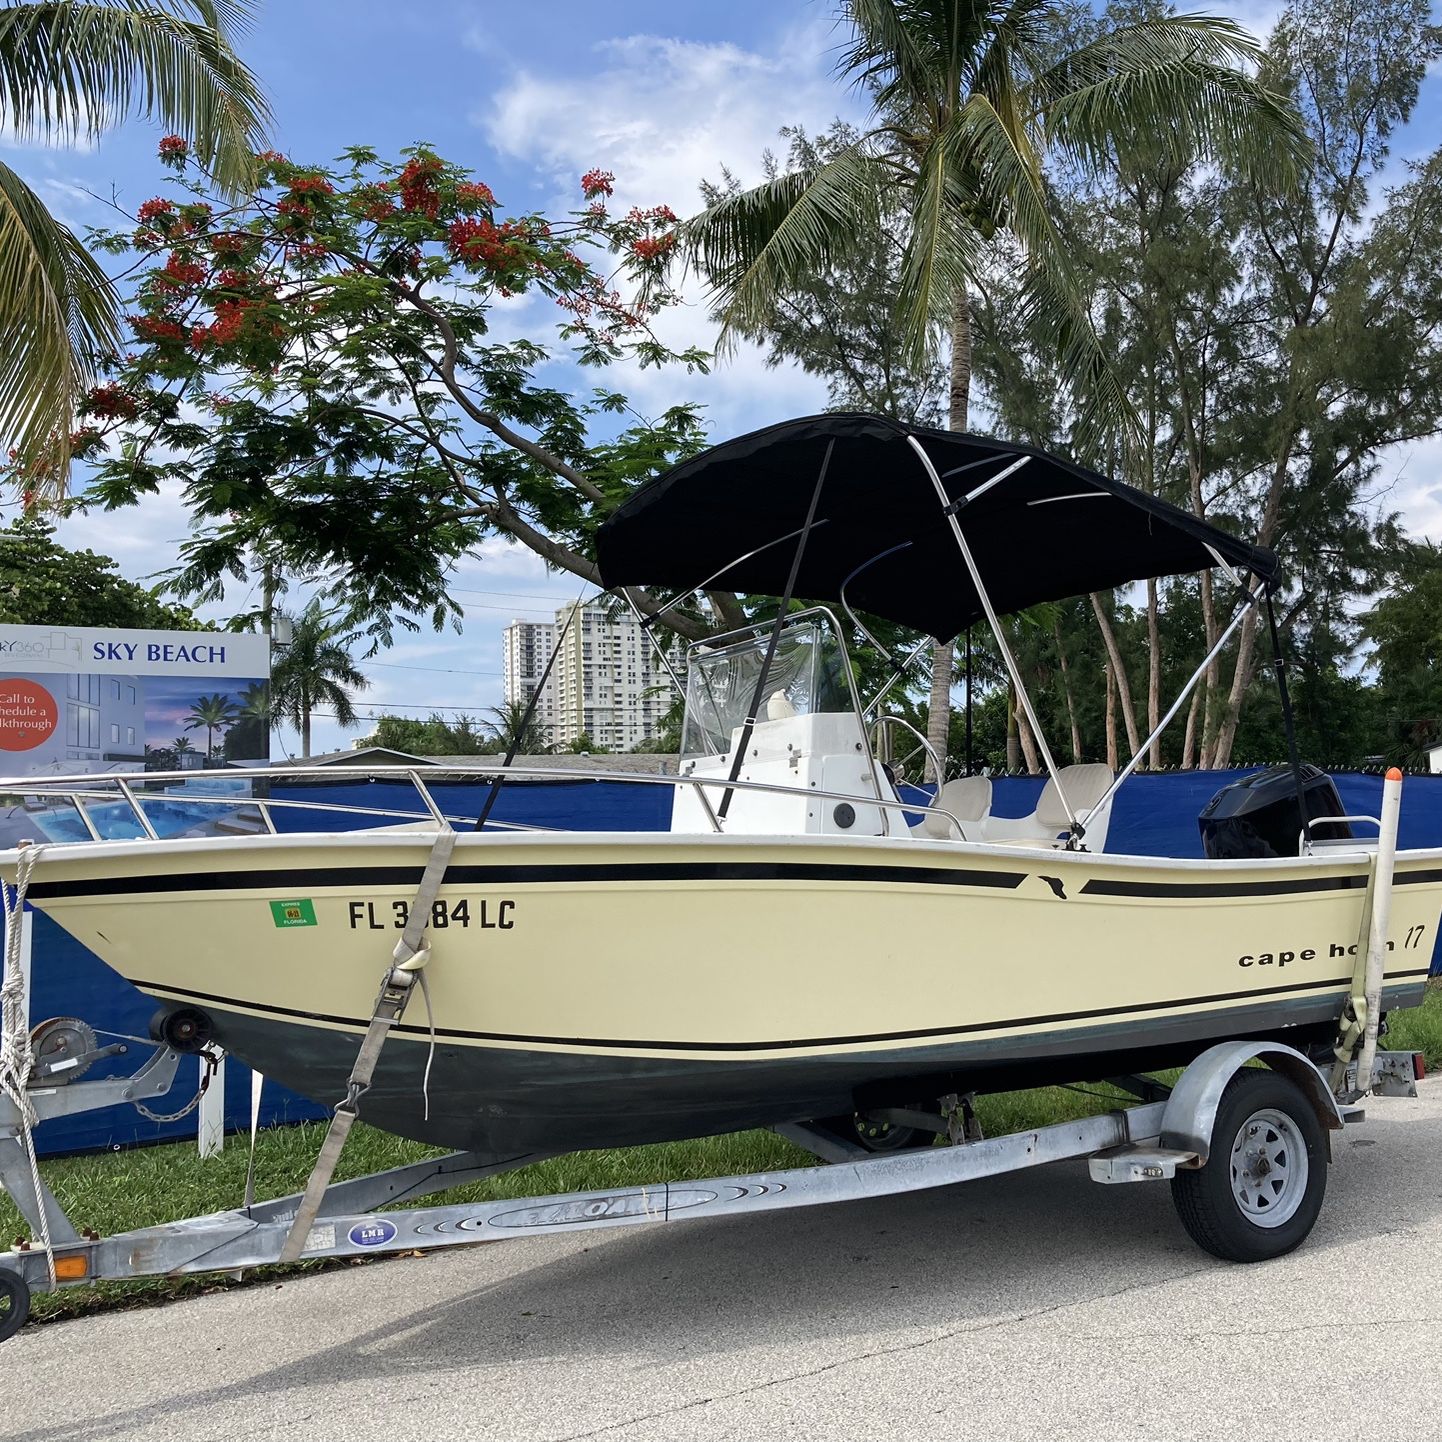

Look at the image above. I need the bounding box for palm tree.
[484,700,552,756]
[1,1,271,484]
[687,0,1303,778]
[184,691,240,762]
[270,601,368,758]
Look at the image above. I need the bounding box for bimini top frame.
[596,412,1280,848]
[595,412,1276,643]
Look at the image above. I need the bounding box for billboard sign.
[0,624,270,844]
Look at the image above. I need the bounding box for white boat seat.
[982,763,1117,851]
[913,776,991,841]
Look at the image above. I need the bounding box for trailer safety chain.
[0,844,54,1288]
[278,828,457,1264]
[133,1047,222,1124]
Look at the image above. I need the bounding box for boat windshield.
[681,615,852,761]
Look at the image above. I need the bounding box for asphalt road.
[8,1081,1442,1442]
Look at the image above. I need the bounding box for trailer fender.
[1159,1041,1343,1167]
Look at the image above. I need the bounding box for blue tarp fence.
[27,769,1442,1155]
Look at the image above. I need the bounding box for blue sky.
[3,1,1439,757]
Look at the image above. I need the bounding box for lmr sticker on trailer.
[349,1219,397,1248]
[269,898,317,928]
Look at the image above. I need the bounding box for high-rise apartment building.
[501,618,559,739]
[502,601,682,752]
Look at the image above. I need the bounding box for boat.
[2,413,1435,1158]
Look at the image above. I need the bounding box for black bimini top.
[595,413,1276,641]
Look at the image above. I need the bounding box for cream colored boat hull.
[11,830,1438,1151]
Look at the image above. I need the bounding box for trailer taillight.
[1414,1052,1427,1081]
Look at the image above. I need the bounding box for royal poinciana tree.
[28,142,723,644]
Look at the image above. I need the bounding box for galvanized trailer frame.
[0,1032,1423,1340]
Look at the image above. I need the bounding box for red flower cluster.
[132,315,185,343]
[288,175,334,195]
[211,233,248,254]
[136,198,175,225]
[192,298,252,348]
[158,135,188,160]
[214,268,253,290]
[255,150,287,166]
[455,181,496,210]
[276,196,313,222]
[83,383,139,421]
[154,251,207,291]
[447,216,532,273]
[581,169,615,198]
[398,155,442,218]
[625,204,677,225]
[363,195,396,221]
[631,233,677,262]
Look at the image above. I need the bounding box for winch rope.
[0,844,55,1288]
[278,827,457,1264]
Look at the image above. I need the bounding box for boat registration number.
[346,899,515,930]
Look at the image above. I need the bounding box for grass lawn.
[6,980,1438,1326]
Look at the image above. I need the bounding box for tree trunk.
[1052,616,1082,762]
[1146,579,1161,768]
[302,704,311,759]
[1090,594,1141,758]
[1104,662,1118,771]
[926,292,973,782]
[1017,708,1041,774]
[1181,687,1201,770]
[924,638,953,783]
[1006,687,1020,771]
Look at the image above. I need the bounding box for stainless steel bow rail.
[0,761,973,840]
[0,1034,1425,1339]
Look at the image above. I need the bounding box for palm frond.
[1011,255,1140,460]
[895,130,981,350]
[1033,15,1306,186]
[684,143,885,349]
[0,1,271,195]
[0,158,119,487]
[840,0,952,118]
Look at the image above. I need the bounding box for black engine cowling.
[1198,764,1352,859]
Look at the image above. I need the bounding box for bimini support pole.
[717,439,834,821]
[1086,588,1263,829]
[905,438,1080,836]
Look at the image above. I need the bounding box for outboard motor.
[1198,764,1351,859]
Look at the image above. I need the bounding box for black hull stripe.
[25,860,1027,901]
[131,969,1432,1054]
[1081,874,1367,898]
[32,857,1442,903]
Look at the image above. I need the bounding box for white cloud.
[481,24,856,215]
[477,21,861,436]
[1379,434,1442,543]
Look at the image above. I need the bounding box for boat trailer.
[0,1027,1424,1341]
[0,771,1426,1338]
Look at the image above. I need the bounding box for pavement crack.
[546,1264,1214,1441]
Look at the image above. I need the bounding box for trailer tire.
[819,1112,937,1153]
[0,1268,30,1342]
[1171,1068,1327,1263]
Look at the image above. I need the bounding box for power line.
[315,701,493,715]
[368,660,504,677]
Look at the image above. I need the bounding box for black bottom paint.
[154,981,1426,1154]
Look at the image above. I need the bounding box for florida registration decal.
[269,898,318,928]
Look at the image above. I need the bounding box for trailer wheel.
[1171,1068,1327,1263]
[821,1111,937,1152]
[0,1269,30,1342]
